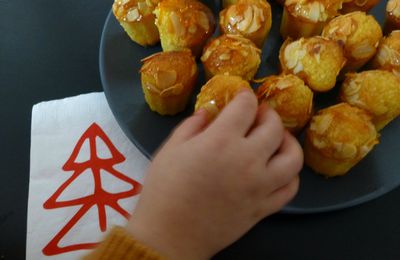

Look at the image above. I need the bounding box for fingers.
[168,109,210,144]
[262,176,300,215]
[261,131,303,192]
[207,90,258,137]
[246,104,285,158]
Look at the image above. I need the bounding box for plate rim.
[99,9,399,215]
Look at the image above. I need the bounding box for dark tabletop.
[1,0,400,259]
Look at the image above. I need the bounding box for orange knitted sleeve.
[83,226,165,260]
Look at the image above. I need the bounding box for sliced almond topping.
[328,25,339,35]
[227,6,241,26]
[355,0,368,6]
[284,41,301,69]
[334,142,357,159]
[343,80,361,97]
[359,144,373,157]
[145,82,161,94]
[126,8,140,21]
[312,138,327,149]
[160,83,184,97]
[198,12,210,31]
[246,5,263,33]
[387,0,397,12]
[313,114,333,135]
[122,0,130,5]
[308,2,322,22]
[237,6,253,31]
[377,45,393,65]
[275,79,292,90]
[117,5,125,18]
[219,53,231,60]
[141,52,163,63]
[351,42,376,59]
[200,48,212,62]
[293,62,304,74]
[156,70,177,89]
[170,12,185,36]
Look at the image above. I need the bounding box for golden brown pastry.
[256,74,314,133]
[279,36,346,92]
[154,0,216,57]
[385,0,400,33]
[222,0,239,8]
[340,70,400,131]
[304,103,379,177]
[201,34,261,81]
[340,0,380,13]
[219,0,272,48]
[280,0,344,39]
[371,30,400,77]
[112,0,160,46]
[140,50,198,115]
[322,11,382,75]
[195,75,253,118]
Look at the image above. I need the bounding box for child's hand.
[127,90,303,260]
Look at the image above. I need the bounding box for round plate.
[99,0,400,213]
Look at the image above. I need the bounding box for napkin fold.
[27,92,149,260]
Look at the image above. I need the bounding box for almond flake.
[126,8,140,22]
[219,53,231,60]
[156,70,177,89]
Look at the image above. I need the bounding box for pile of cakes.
[112,0,400,177]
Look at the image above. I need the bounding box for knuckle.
[288,141,304,172]
[268,108,284,130]
[287,177,300,200]
[240,92,258,112]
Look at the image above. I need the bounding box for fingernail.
[194,108,205,116]
[237,88,252,95]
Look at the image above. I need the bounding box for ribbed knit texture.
[83,226,165,260]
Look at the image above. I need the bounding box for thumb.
[169,109,210,143]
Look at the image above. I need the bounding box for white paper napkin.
[27,92,149,260]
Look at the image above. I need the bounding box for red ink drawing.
[42,123,142,256]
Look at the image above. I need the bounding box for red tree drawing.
[42,123,142,256]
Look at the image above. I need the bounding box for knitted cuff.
[83,226,165,260]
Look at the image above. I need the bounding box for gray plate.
[99,0,400,213]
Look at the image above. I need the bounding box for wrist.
[126,213,210,260]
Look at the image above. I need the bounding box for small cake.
[201,34,261,81]
[280,0,344,39]
[340,0,380,14]
[385,0,400,32]
[322,11,382,75]
[256,74,314,133]
[304,103,379,177]
[371,30,400,77]
[112,0,161,46]
[340,70,400,131]
[154,0,216,57]
[140,50,198,115]
[279,36,346,92]
[219,0,272,48]
[195,75,253,119]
